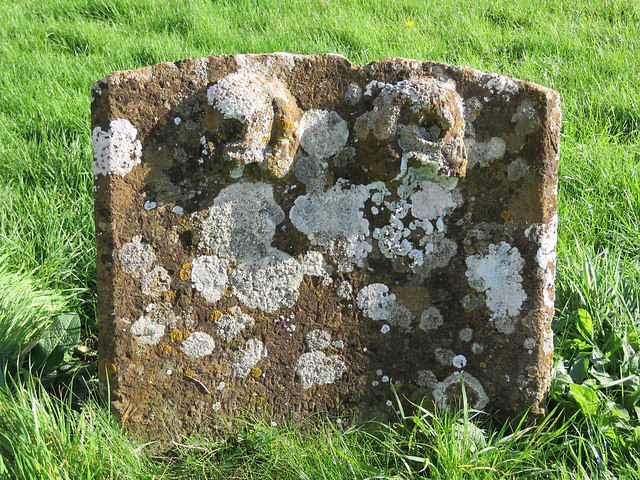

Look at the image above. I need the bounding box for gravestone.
[92,53,561,439]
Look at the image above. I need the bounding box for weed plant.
[0,0,639,478]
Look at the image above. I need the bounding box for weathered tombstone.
[92,53,561,439]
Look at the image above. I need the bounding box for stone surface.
[92,53,561,439]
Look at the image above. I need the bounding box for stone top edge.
[91,52,560,101]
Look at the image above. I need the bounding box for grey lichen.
[181,331,215,358]
[202,182,285,262]
[232,338,268,378]
[191,255,229,303]
[230,249,303,312]
[140,266,171,297]
[432,372,489,410]
[289,180,372,272]
[118,235,155,278]
[216,306,255,342]
[295,351,346,389]
[299,109,349,160]
[130,316,165,345]
[92,118,142,177]
[305,330,331,351]
[465,242,526,334]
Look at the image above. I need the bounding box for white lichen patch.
[356,283,413,327]
[409,177,462,222]
[299,110,349,160]
[140,266,171,297]
[302,251,333,285]
[92,118,142,177]
[452,355,467,369]
[459,328,474,342]
[511,98,540,137]
[466,242,526,334]
[181,331,215,358]
[507,157,528,182]
[433,372,489,410]
[202,182,285,262]
[290,180,372,272]
[130,316,165,345]
[191,255,229,303]
[483,73,519,96]
[461,294,485,311]
[305,329,331,351]
[536,216,558,309]
[419,306,443,330]
[232,338,267,378]
[216,306,255,342]
[416,369,438,389]
[371,165,461,271]
[118,235,155,278]
[356,284,395,321]
[230,248,303,312]
[464,137,506,169]
[471,343,484,354]
[295,350,346,389]
[418,233,458,277]
[434,348,456,366]
[336,281,353,300]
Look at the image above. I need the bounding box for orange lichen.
[162,345,172,355]
[170,329,183,341]
[500,210,511,221]
[179,263,192,281]
[184,368,194,377]
[210,310,222,322]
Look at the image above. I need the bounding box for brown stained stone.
[92,53,561,440]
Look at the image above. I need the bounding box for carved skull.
[355,78,467,177]
[206,72,301,178]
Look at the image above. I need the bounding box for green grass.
[0,0,639,478]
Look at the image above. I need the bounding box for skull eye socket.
[218,118,246,143]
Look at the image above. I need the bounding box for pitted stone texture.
[93,53,560,440]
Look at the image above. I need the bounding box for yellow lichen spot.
[500,211,511,221]
[278,384,286,392]
[277,117,294,130]
[98,359,117,381]
[184,368,194,377]
[251,367,262,378]
[210,310,222,322]
[179,263,192,281]
[170,329,183,341]
[162,345,172,355]
[479,362,487,369]
[162,289,175,301]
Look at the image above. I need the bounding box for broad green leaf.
[569,357,589,383]
[568,384,599,415]
[29,313,81,375]
[576,309,593,341]
[589,368,618,386]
